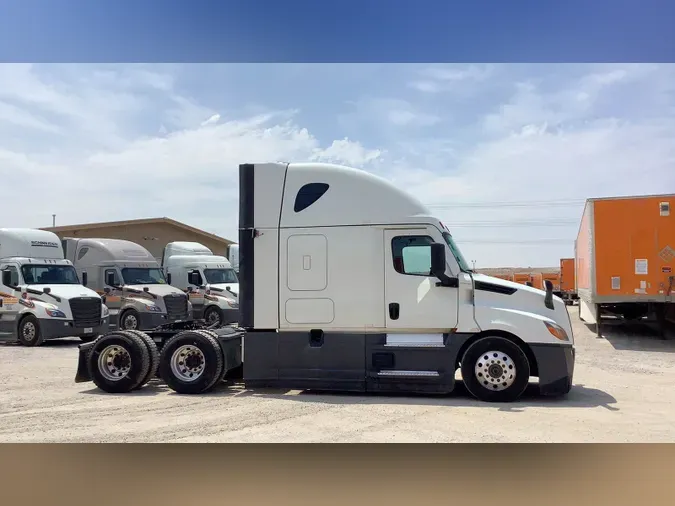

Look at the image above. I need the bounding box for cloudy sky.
[1,63,673,267]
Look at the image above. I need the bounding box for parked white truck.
[62,237,193,331]
[0,228,109,346]
[162,241,239,326]
[227,243,239,274]
[76,162,575,403]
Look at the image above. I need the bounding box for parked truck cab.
[239,162,575,402]
[63,238,192,331]
[162,241,239,326]
[0,228,109,346]
[227,243,239,275]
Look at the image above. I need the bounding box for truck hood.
[125,284,187,297]
[25,284,101,301]
[470,273,573,341]
[210,282,239,298]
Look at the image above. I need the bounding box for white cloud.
[408,64,495,93]
[0,63,673,268]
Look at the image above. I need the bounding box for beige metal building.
[42,217,234,263]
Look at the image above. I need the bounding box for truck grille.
[164,293,188,321]
[69,297,102,328]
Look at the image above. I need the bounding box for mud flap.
[74,342,95,383]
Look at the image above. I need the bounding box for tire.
[17,315,44,347]
[119,309,141,330]
[203,306,223,327]
[121,329,160,389]
[159,330,224,394]
[460,336,530,403]
[86,331,151,393]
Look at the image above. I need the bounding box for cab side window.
[391,235,435,276]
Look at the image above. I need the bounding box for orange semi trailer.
[576,194,675,337]
[559,258,577,304]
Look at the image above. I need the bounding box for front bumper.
[138,312,171,330]
[530,343,575,396]
[40,317,110,340]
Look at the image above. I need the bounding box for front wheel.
[460,336,530,403]
[18,315,44,347]
[120,309,140,330]
[203,306,223,327]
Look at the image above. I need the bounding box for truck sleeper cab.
[162,241,240,327]
[239,162,575,403]
[63,238,193,331]
[0,228,109,346]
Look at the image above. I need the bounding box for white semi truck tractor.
[0,228,109,346]
[162,241,239,326]
[63,238,193,331]
[75,162,575,403]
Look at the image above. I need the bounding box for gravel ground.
[1,307,675,442]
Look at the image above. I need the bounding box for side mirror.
[430,243,446,279]
[2,269,16,288]
[104,287,111,294]
[105,272,116,286]
[167,273,172,284]
[544,279,554,310]
[82,272,88,286]
[430,243,458,287]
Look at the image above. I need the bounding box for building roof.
[42,217,234,246]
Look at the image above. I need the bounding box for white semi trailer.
[0,228,109,346]
[162,241,239,326]
[63,238,193,331]
[75,162,575,403]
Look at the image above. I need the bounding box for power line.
[456,239,573,244]
[427,198,586,209]
[445,219,577,227]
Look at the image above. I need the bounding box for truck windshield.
[442,232,472,273]
[21,265,81,285]
[121,268,167,285]
[203,268,239,284]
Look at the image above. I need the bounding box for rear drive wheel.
[159,330,224,394]
[18,315,44,347]
[460,336,530,403]
[120,309,140,330]
[87,331,150,393]
[121,329,160,389]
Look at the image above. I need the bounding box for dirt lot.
[1,308,675,442]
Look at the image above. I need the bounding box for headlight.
[544,321,569,341]
[46,308,66,318]
[102,305,109,317]
[144,304,163,313]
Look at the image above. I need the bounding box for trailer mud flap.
[75,342,95,383]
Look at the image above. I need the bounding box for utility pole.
[52,214,56,227]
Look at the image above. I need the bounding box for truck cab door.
[383,230,459,333]
[0,263,21,337]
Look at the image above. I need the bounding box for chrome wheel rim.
[98,345,132,381]
[170,345,206,382]
[474,351,516,391]
[22,322,36,341]
[123,314,138,329]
